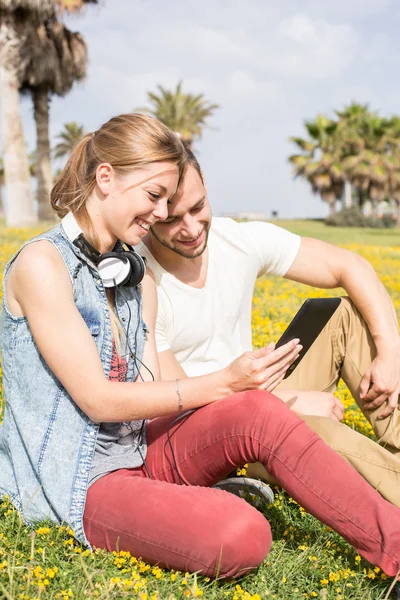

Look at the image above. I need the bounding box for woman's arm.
[9,241,301,424]
[138,270,161,382]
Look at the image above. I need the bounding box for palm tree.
[337,105,400,214]
[0,0,97,226]
[54,122,85,159]
[137,81,220,149]
[21,19,89,220]
[0,0,54,226]
[288,115,345,216]
[57,0,98,12]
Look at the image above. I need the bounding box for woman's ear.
[96,163,113,196]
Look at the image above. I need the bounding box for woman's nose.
[152,199,169,221]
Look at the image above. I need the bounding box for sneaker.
[213,477,274,506]
[391,581,400,599]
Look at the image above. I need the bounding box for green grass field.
[0,220,399,600]
[271,219,400,246]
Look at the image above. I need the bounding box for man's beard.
[150,225,210,259]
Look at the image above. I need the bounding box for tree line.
[289,103,400,221]
[0,0,97,226]
[3,6,392,228]
[0,0,219,228]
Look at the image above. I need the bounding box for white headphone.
[61,212,146,288]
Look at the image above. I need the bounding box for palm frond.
[135,81,219,146]
[20,19,88,96]
[53,121,85,158]
[0,0,54,14]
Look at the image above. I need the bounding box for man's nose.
[181,215,200,238]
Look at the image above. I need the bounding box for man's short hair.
[182,142,204,184]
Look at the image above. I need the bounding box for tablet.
[275,297,342,379]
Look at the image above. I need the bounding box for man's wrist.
[373,333,400,354]
[273,388,297,403]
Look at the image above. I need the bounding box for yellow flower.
[36,527,51,535]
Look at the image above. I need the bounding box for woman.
[1,113,400,581]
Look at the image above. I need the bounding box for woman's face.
[94,161,180,249]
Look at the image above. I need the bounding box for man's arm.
[284,237,400,417]
[140,271,161,381]
[158,349,188,380]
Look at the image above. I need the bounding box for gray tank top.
[89,339,147,485]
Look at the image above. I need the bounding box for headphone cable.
[114,281,197,485]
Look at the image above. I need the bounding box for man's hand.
[274,389,345,422]
[359,341,400,419]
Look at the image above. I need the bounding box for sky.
[9,0,400,218]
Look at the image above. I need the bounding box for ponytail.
[51,114,186,251]
[51,133,95,218]
[50,114,187,354]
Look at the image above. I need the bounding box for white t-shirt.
[136,218,301,377]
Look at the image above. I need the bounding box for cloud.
[4,0,400,220]
[271,14,358,78]
[305,0,393,20]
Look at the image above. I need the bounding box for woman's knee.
[212,505,272,579]
[221,390,290,430]
[224,389,284,416]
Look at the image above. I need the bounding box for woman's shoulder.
[15,237,64,270]
[9,224,79,277]
[9,230,73,291]
[5,230,74,318]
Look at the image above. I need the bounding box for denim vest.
[0,224,146,545]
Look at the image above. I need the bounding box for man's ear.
[96,163,113,196]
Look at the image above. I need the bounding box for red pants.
[84,391,400,578]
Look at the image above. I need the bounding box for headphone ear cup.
[123,251,146,287]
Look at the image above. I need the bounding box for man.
[137,148,400,508]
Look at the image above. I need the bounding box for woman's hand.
[224,339,302,394]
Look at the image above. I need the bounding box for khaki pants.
[247,297,400,507]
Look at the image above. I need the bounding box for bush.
[325,206,367,227]
[325,206,397,228]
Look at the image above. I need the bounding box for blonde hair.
[52,112,187,244]
[51,113,187,352]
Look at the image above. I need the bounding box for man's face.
[149,165,212,259]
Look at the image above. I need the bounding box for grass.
[270,219,400,246]
[1,219,400,600]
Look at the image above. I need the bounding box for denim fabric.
[0,224,146,545]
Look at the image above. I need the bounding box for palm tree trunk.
[344,180,352,208]
[323,193,337,217]
[371,199,378,218]
[0,60,36,227]
[180,136,193,151]
[394,200,400,227]
[33,87,54,221]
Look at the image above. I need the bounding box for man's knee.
[340,296,368,331]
